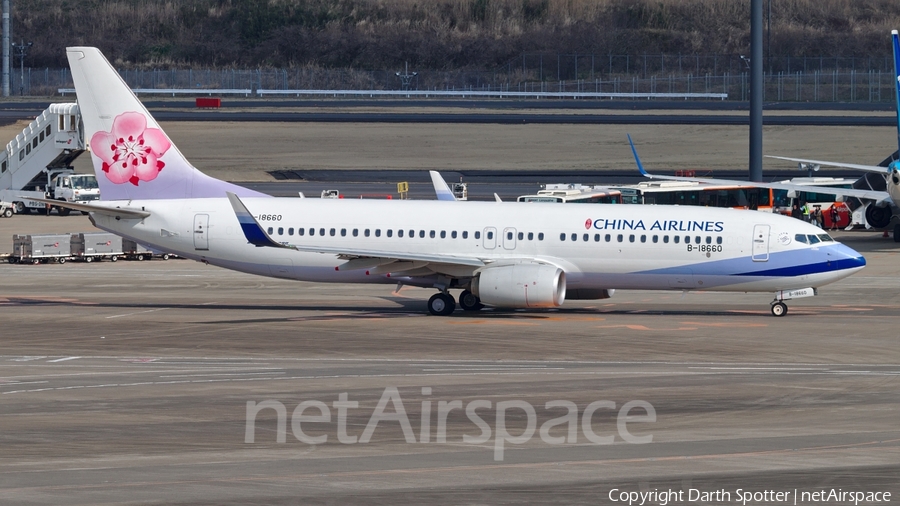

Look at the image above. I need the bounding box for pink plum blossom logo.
[90,112,171,186]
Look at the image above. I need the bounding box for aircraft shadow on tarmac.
[3,295,866,321]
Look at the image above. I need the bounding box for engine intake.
[864,202,892,229]
[471,263,566,308]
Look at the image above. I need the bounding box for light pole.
[11,39,31,96]
[395,62,417,91]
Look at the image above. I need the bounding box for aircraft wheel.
[428,292,456,316]
[459,290,484,311]
[770,302,788,317]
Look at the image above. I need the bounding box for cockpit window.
[817,234,834,242]
[795,234,808,244]
[807,235,821,245]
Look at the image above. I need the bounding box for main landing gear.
[428,292,456,316]
[427,290,485,316]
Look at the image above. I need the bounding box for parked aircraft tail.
[66,47,264,201]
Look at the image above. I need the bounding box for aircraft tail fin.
[66,47,264,201]
[429,171,457,201]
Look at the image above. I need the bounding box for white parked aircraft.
[41,47,866,317]
[635,30,900,239]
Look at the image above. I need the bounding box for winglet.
[429,171,457,201]
[227,192,294,249]
[627,134,652,178]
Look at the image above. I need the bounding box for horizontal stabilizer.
[21,196,150,219]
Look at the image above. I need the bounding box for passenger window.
[629,234,635,243]
[19,150,24,161]
[365,229,370,237]
[517,232,523,240]
[706,236,712,244]
[32,138,38,149]
[795,234,808,244]
[309,228,315,236]
[488,231,494,240]
[375,229,381,237]
[674,236,680,244]
[652,235,658,243]
[288,228,294,236]
[538,233,544,241]
[298,228,305,236]
[507,231,513,240]
[26,145,30,155]
[267,227,273,234]
[387,229,393,238]
[353,229,359,237]
[398,230,404,238]
[463,231,469,239]
[571,233,577,241]
[527,232,533,240]
[278,227,284,235]
[330,228,336,236]
[695,236,701,244]
[420,230,426,238]
[605,234,611,242]
[39,131,44,142]
[663,235,669,243]
[617,234,623,242]
[452,231,458,239]
[341,228,347,237]
[640,235,646,243]
[594,234,600,242]
[716,236,722,244]
[45,125,51,136]
[441,231,447,239]
[319,228,325,236]
[560,233,566,241]
[581,233,587,242]
[429,230,435,238]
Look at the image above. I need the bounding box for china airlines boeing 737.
[43,47,866,317]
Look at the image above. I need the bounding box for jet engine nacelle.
[471,263,566,308]
[864,202,893,229]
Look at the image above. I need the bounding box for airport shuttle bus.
[613,181,775,211]
[517,184,623,204]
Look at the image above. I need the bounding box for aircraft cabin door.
[194,214,209,250]
[502,227,517,250]
[483,227,497,249]
[751,224,770,262]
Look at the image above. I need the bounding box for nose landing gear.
[770,301,788,317]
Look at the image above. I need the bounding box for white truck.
[0,172,100,215]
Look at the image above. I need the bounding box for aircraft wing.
[429,171,457,201]
[20,196,151,219]
[227,192,487,269]
[626,135,890,203]
[766,155,890,174]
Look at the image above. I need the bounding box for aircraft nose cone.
[831,243,866,270]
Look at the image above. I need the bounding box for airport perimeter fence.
[12,52,900,102]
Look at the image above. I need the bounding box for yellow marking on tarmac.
[680,322,768,328]
[595,324,698,331]
[448,320,541,326]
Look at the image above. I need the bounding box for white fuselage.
[89,198,865,296]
